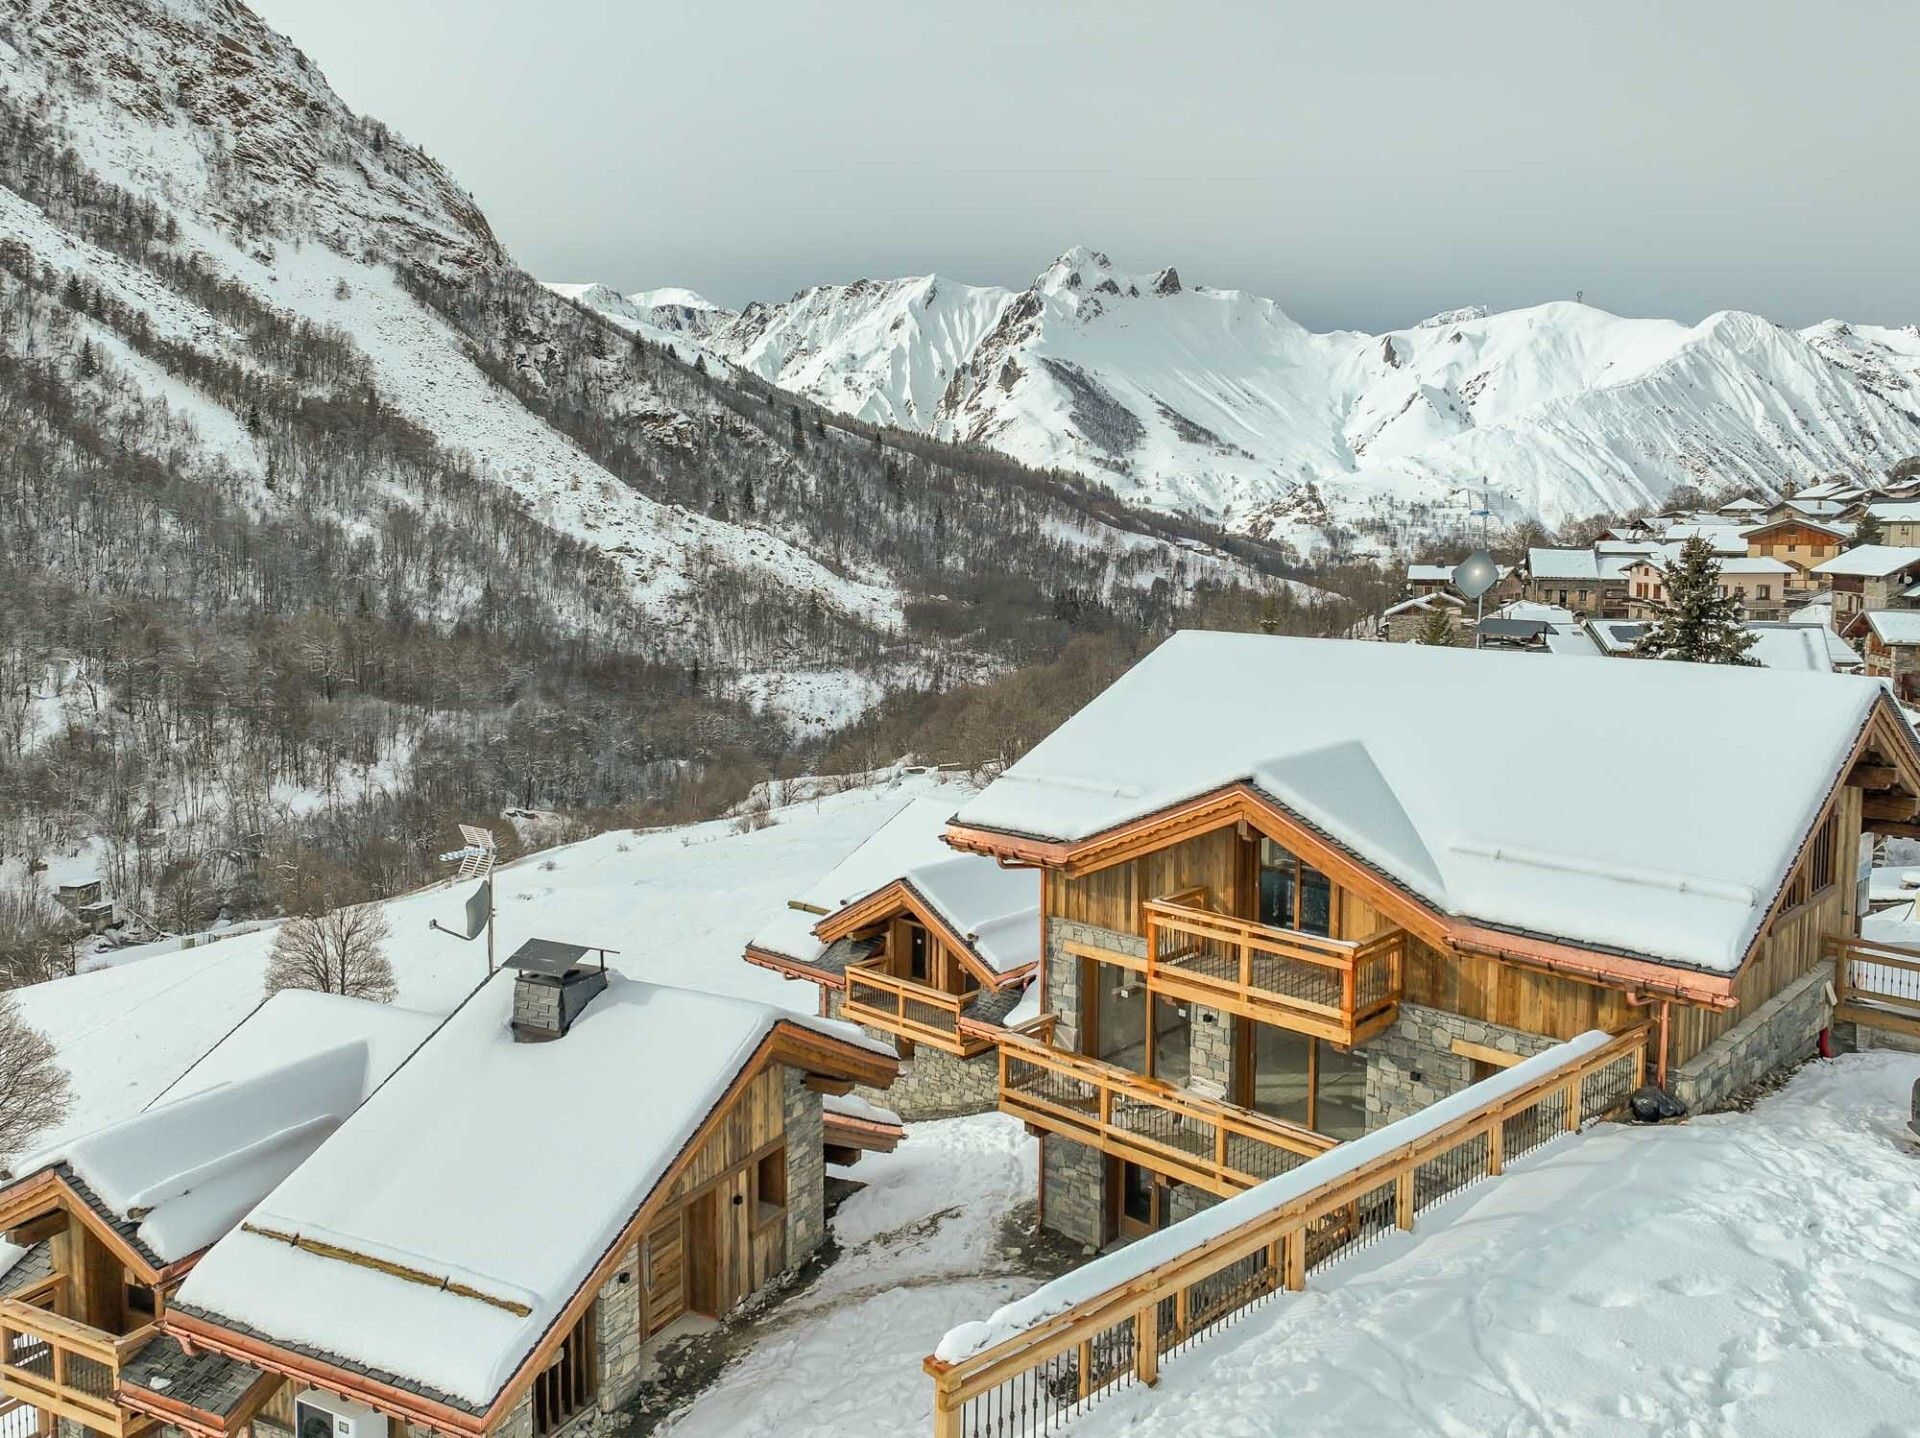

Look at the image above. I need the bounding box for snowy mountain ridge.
[553,247,1920,555]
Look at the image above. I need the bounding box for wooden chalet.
[1811,545,1920,626]
[1740,516,1848,587]
[0,950,896,1438]
[938,632,1920,1249]
[744,799,1042,1116]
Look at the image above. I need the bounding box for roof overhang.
[947,779,1785,1008]
[0,1167,172,1286]
[812,879,1032,990]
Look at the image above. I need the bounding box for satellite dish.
[1453,550,1499,601]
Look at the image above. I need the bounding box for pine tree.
[1414,605,1456,646]
[1853,509,1886,546]
[1634,537,1757,665]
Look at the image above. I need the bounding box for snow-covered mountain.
[557,247,1920,555]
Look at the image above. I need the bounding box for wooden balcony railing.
[1828,935,1920,1035]
[926,1024,1650,1438]
[0,1295,156,1438]
[1142,898,1404,1046]
[999,1039,1336,1195]
[842,961,995,1057]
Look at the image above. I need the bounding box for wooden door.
[688,1170,754,1316]
[640,1212,685,1337]
[1109,1160,1167,1243]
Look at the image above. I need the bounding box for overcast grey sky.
[252,0,1919,331]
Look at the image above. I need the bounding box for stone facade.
[1040,1133,1107,1252]
[1673,966,1832,1112]
[594,1240,645,1411]
[823,990,998,1119]
[1364,1003,1556,1125]
[782,1067,826,1261]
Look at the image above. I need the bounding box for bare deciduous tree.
[0,992,69,1172]
[263,903,396,1003]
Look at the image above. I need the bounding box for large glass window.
[1258,839,1332,936]
[905,922,930,983]
[1246,1022,1369,1138]
[1090,960,1148,1074]
[1316,1044,1368,1140]
[1249,1024,1311,1125]
[1151,998,1190,1087]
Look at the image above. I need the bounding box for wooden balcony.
[0,1292,156,1438]
[998,1038,1337,1195]
[1143,898,1404,1047]
[1829,935,1920,1039]
[842,961,996,1057]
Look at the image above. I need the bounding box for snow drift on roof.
[1864,611,1920,646]
[14,994,437,1264]
[175,972,886,1408]
[750,797,1038,976]
[953,632,1886,972]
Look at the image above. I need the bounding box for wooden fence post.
[1394,1169,1416,1231]
[1562,1079,1581,1132]
[930,1366,961,1438]
[1283,1228,1306,1291]
[1135,1303,1160,1386]
[1486,1114,1504,1176]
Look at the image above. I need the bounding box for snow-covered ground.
[644,1052,1920,1438]
[657,1111,1041,1438]
[13,771,965,1150]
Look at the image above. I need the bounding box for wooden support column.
[1394,1170,1415,1232]
[1487,1116,1504,1177]
[1283,1230,1306,1291]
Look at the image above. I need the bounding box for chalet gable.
[947,632,1920,995]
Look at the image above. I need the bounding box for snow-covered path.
[658,1113,1043,1438]
[662,1054,1920,1438]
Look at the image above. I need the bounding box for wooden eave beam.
[814,881,1016,992]
[1847,762,1900,791]
[1863,795,1920,822]
[802,1074,856,1096]
[740,945,846,992]
[4,1209,69,1247]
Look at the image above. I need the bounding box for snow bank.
[935,1030,1613,1364]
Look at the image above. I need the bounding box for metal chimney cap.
[504,938,595,979]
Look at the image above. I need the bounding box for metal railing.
[843,960,994,1056]
[998,1039,1336,1195]
[0,1295,156,1438]
[1143,898,1405,1046]
[924,1025,1649,1438]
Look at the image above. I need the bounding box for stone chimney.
[505,939,609,1042]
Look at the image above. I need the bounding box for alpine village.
[1,4,1917,1438]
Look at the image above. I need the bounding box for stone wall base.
[824,990,1000,1119]
[1364,1004,1554,1127]
[1042,1134,1107,1253]
[1672,966,1832,1113]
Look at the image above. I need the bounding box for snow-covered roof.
[1868,500,1920,522]
[1863,611,1920,647]
[1495,600,1575,624]
[952,632,1893,973]
[1527,548,1646,582]
[1715,557,1794,576]
[1586,620,1647,655]
[1742,623,1859,672]
[1718,497,1767,512]
[175,972,889,1410]
[1742,515,1850,539]
[1540,625,1603,657]
[1383,593,1463,618]
[14,995,438,1264]
[1812,545,1920,578]
[1406,564,1453,583]
[1787,498,1850,517]
[1660,524,1750,553]
[749,797,1039,977]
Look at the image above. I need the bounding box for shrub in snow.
[0,993,69,1170]
[264,904,396,1004]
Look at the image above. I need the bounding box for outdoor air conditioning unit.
[295,1390,389,1438]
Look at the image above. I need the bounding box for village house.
[0,948,897,1438]
[1865,499,1920,547]
[1378,592,1465,642]
[1716,496,1768,522]
[1843,610,1920,702]
[1522,547,1652,616]
[1621,554,1794,621]
[934,632,1920,1252]
[1404,563,1454,597]
[1810,545,1920,625]
[1740,516,1848,586]
[743,798,1041,1119]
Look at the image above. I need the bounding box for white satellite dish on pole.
[1452,549,1500,649]
[431,825,499,972]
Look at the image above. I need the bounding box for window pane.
[907,924,929,983]
[1297,867,1332,937]
[1258,838,1296,928]
[1151,998,1190,1086]
[1249,1023,1311,1125]
[1092,961,1148,1074]
[1316,1043,1368,1140]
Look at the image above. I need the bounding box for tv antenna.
[430,823,498,974]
